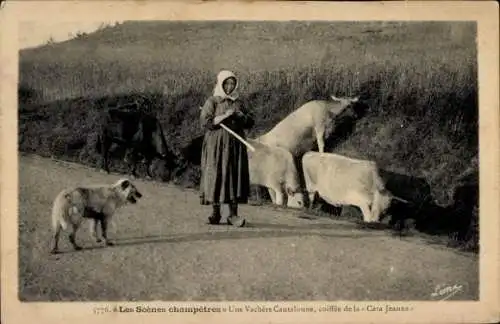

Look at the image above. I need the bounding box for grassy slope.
[18,21,479,250]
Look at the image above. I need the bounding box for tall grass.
[18,21,478,250]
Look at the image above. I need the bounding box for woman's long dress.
[199,96,254,205]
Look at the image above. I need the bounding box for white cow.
[302,152,408,223]
[247,138,305,208]
[258,95,361,156]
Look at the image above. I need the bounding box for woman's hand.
[225,108,235,116]
[233,108,244,117]
[213,110,233,125]
[212,108,243,126]
[213,115,224,125]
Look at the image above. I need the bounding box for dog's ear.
[121,180,130,190]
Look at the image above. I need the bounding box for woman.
[199,70,254,227]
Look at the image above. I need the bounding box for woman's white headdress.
[213,70,239,100]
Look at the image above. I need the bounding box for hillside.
[18,21,478,251]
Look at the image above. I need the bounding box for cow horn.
[330,95,341,101]
[391,195,410,204]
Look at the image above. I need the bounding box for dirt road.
[18,155,478,301]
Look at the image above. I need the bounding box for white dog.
[50,178,142,254]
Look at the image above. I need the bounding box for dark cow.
[96,106,178,179]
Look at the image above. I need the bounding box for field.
[18,21,479,252]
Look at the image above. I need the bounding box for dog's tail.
[51,193,72,232]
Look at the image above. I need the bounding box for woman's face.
[222,77,236,95]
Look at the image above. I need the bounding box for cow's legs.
[101,137,111,174]
[274,190,285,206]
[358,202,373,223]
[315,126,326,153]
[307,191,317,210]
[267,186,286,206]
[123,149,134,164]
[267,188,277,204]
[129,163,138,179]
[370,198,382,224]
[255,186,262,204]
[249,185,264,205]
[303,168,316,209]
[145,157,154,180]
[127,151,139,179]
[371,191,392,223]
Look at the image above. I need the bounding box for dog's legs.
[89,219,102,243]
[50,223,62,254]
[68,224,83,251]
[100,217,114,246]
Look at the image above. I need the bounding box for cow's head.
[330,94,369,120]
[286,186,305,209]
[366,190,409,223]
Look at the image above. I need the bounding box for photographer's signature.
[431,283,463,301]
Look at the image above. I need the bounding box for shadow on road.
[52,221,388,254]
[115,229,383,245]
[246,221,389,232]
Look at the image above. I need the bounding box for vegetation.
[18,21,478,251]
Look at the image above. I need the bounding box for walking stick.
[199,106,256,152]
[219,123,256,152]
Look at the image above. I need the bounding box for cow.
[302,152,408,223]
[247,138,305,208]
[96,106,178,180]
[257,94,366,157]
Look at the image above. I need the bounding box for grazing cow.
[302,152,408,223]
[258,95,366,156]
[247,138,305,208]
[96,107,178,179]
